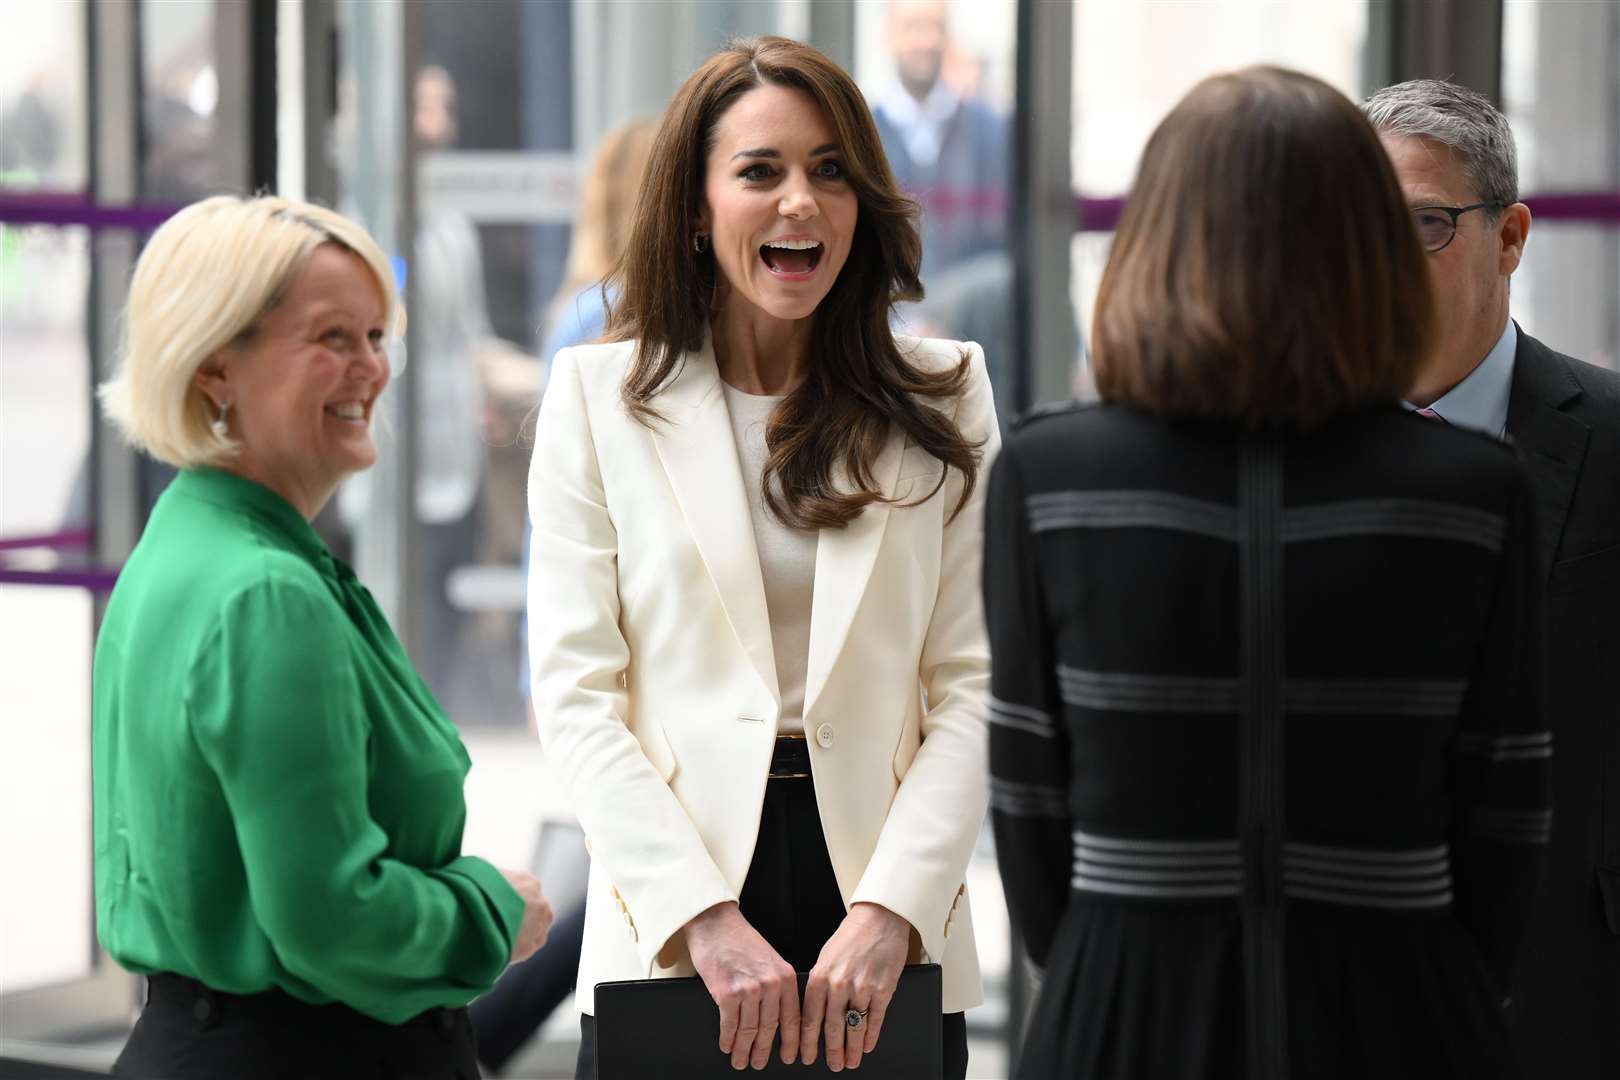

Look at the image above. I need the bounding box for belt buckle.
[769,733,811,779]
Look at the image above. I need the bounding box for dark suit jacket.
[872,96,1010,279]
[1503,326,1620,1079]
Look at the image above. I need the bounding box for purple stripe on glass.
[0,192,181,231]
[1522,192,1620,223]
[0,567,120,592]
[1074,191,1619,231]
[0,528,94,553]
[1076,195,1127,232]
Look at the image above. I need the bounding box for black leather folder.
[593,963,943,1078]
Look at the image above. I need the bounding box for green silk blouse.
[92,468,523,1024]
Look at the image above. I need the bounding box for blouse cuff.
[445,855,527,957]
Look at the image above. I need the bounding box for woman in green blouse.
[94,195,554,1079]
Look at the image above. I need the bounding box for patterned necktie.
[1416,407,1447,424]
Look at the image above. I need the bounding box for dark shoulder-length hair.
[1092,65,1436,428]
[605,35,981,529]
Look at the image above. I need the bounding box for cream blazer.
[526,334,998,1014]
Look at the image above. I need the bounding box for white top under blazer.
[721,382,817,734]
[526,333,998,1014]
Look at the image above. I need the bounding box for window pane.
[1503,0,1620,373]
[140,0,223,202]
[0,223,95,998]
[0,226,92,544]
[1072,0,1365,193]
[0,585,94,993]
[1514,223,1620,374]
[1064,0,1371,405]
[0,0,89,192]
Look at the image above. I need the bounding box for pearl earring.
[212,399,231,438]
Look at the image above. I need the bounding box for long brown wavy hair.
[604,35,982,529]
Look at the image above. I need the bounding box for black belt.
[146,973,462,1033]
[769,734,812,779]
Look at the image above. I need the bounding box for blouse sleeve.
[187,575,523,1023]
[1448,462,1550,993]
[983,439,1073,970]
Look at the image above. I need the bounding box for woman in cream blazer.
[528,38,995,1078]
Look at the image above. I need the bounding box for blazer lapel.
[1505,325,1589,583]
[650,342,780,705]
[802,426,906,722]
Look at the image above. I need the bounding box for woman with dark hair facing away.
[985,66,1547,1080]
[526,36,995,1079]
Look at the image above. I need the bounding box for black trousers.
[112,974,480,1079]
[575,775,969,1078]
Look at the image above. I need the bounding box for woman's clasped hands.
[685,900,911,1072]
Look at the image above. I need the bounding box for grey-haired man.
[1366,79,1620,1079]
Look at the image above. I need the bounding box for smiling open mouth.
[759,239,823,276]
[325,401,368,422]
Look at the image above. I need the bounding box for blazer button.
[815,723,835,749]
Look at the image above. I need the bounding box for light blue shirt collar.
[1405,318,1516,439]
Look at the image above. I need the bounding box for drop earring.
[212,399,232,438]
[693,232,709,254]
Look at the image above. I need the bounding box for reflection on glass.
[0,0,89,191]
[0,226,92,544]
[140,0,221,202]
[327,1,528,726]
[856,0,1018,415]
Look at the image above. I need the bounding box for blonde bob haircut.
[99,195,404,469]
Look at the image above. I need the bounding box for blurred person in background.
[874,0,1021,420]
[986,67,1547,1079]
[527,36,996,1078]
[871,0,1009,282]
[93,195,554,1079]
[1365,78,1620,1080]
[341,63,496,700]
[469,119,656,1077]
[539,119,659,362]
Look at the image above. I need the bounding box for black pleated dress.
[984,404,1549,1080]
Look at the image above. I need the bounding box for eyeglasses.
[1410,202,1504,252]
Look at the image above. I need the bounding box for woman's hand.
[799,902,910,1071]
[499,868,555,964]
[684,902,801,1070]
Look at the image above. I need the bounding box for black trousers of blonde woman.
[574,769,969,1078]
[112,973,481,1079]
